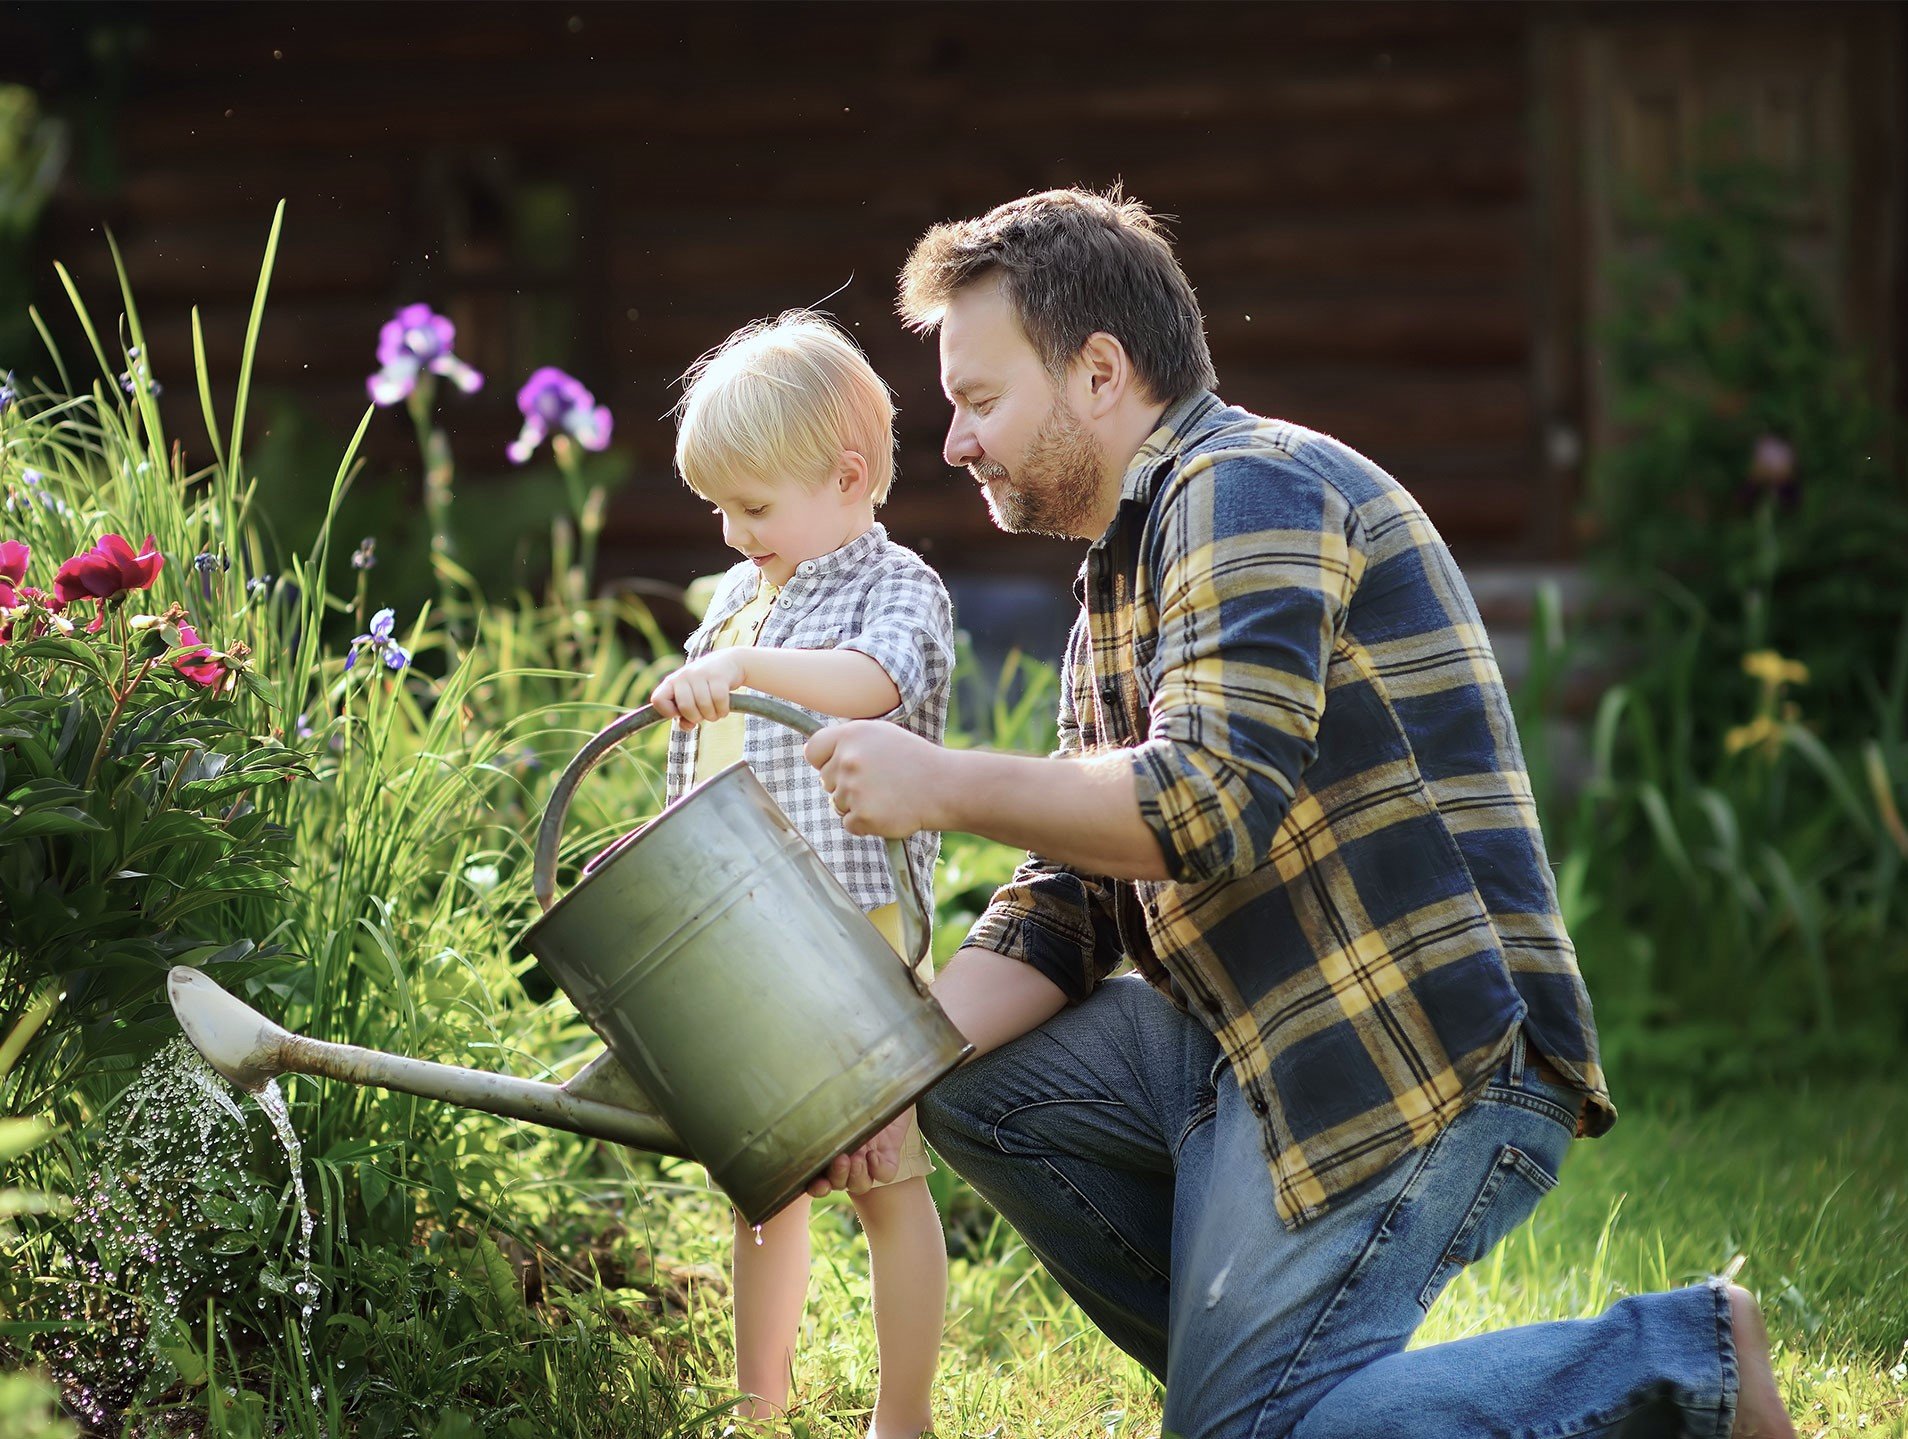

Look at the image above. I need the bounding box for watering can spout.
[165,967,693,1159]
[169,965,298,1090]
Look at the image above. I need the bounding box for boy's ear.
[836,450,871,498]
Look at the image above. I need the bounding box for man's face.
[939,280,1107,540]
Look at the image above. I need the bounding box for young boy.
[649,312,954,1439]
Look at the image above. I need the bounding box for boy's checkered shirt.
[966,392,1616,1231]
[664,523,952,916]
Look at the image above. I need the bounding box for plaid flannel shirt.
[665,523,952,914]
[967,392,1615,1230]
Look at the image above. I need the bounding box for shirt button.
[1249,1093,1268,1116]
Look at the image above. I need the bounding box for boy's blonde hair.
[675,311,897,504]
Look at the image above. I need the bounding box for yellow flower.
[1741,650,1809,689]
[1725,715,1785,757]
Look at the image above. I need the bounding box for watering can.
[167,694,973,1225]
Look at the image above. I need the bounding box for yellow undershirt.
[691,576,913,964]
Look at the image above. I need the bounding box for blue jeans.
[918,974,1740,1439]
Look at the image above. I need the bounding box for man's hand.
[650,651,749,729]
[805,720,947,838]
[806,1106,915,1197]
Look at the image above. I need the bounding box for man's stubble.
[973,394,1106,541]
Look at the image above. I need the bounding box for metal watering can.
[167,694,972,1225]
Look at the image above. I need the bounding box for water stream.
[39,1037,323,1429]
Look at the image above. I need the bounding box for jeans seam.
[1173,1100,1216,1161]
[990,1100,1173,1286]
[1250,1126,1451,1439]
[1417,1150,1512,1311]
[1711,1276,1740,1439]
[1478,1085,1581,1133]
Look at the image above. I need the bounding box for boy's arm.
[649,646,900,725]
[731,645,900,718]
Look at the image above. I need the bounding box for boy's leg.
[916,973,1223,1377]
[732,1193,813,1421]
[850,1174,947,1439]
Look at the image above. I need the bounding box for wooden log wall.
[3,0,1557,602]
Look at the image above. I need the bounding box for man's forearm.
[929,747,1171,881]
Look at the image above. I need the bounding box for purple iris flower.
[367,304,484,407]
[0,372,16,412]
[344,606,411,672]
[508,367,613,464]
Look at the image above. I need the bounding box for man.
[804,188,1792,1439]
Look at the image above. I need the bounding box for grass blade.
[228,199,286,483]
[191,305,227,472]
[27,304,71,393]
[53,260,113,386]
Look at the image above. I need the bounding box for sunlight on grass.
[617,1082,1908,1437]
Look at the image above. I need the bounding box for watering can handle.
[531,694,932,968]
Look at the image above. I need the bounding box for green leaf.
[429,1411,483,1439]
[455,1234,528,1329]
[0,1117,50,1162]
[1635,783,1696,883]
[198,1192,253,1228]
[13,635,112,685]
[0,806,108,841]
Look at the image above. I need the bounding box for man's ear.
[1077,332,1132,419]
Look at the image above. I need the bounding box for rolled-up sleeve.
[838,559,954,723]
[964,858,1125,1004]
[1131,451,1365,885]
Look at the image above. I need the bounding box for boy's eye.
[744,506,768,518]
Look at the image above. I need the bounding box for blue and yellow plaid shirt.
[967,392,1615,1229]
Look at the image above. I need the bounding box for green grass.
[604,1080,1908,1437]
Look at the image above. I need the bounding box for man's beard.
[972,398,1105,540]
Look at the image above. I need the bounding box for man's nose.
[944,413,980,469]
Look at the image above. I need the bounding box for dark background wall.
[3,1,1901,660]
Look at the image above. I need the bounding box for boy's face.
[704,467,868,588]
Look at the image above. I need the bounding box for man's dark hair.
[897,186,1218,404]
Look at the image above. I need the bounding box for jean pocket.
[1417,1143,1559,1312]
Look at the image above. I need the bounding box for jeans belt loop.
[1507,1024,1527,1087]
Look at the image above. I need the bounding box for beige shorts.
[863,901,933,1187]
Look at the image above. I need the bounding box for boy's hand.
[806,1106,914,1196]
[650,652,749,729]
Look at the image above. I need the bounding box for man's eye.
[973,398,997,415]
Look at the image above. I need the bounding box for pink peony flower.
[54,533,166,607]
[0,539,27,608]
[170,622,228,688]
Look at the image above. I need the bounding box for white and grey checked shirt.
[663,523,953,913]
